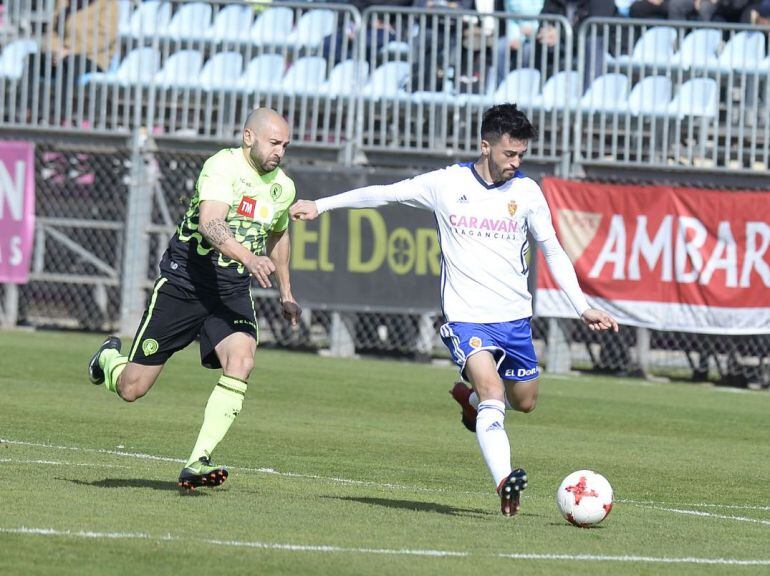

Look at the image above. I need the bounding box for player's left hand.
[580,308,619,333]
[281,299,302,327]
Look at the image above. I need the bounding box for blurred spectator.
[323,0,412,64]
[21,0,118,125]
[534,0,615,85]
[494,0,545,82]
[748,0,770,23]
[46,0,119,75]
[615,0,634,15]
[408,0,475,92]
[668,0,753,22]
[629,0,668,19]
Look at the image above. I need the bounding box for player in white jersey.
[290,104,618,516]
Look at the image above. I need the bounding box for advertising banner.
[0,141,35,284]
[288,169,441,312]
[536,178,770,334]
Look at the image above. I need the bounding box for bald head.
[244,107,287,133]
[242,108,290,175]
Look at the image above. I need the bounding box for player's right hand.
[290,200,319,221]
[247,255,276,288]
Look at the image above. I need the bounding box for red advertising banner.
[0,141,35,284]
[536,178,770,334]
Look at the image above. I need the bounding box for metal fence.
[575,18,770,173]
[3,1,769,173]
[1,1,769,387]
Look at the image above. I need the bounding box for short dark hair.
[480,104,537,143]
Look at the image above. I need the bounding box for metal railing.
[358,7,573,164]
[575,18,770,173]
[3,1,769,173]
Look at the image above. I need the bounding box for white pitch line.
[0,458,130,469]
[620,499,770,512]
[3,438,770,517]
[0,438,460,495]
[3,527,770,566]
[638,505,770,526]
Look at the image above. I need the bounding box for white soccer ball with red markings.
[556,470,614,527]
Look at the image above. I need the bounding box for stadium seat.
[611,26,677,69]
[667,77,718,118]
[462,68,541,109]
[282,9,336,51]
[84,47,160,87]
[277,56,327,95]
[627,76,672,116]
[0,39,38,81]
[150,50,204,88]
[361,61,411,99]
[161,2,212,42]
[198,52,243,91]
[579,73,629,113]
[206,5,254,43]
[407,88,462,107]
[494,68,541,106]
[317,59,369,98]
[121,1,172,39]
[235,54,285,93]
[675,28,721,70]
[250,7,294,46]
[531,70,580,111]
[707,31,766,74]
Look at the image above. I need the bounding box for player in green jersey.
[87,108,302,490]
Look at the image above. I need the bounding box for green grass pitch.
[1,330,768,575]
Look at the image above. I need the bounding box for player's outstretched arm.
[580,308,619,333]
[290,177,437,222]
[539,236,618,333]
[290,200,318,221]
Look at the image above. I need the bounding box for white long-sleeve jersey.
[316,162,589,323]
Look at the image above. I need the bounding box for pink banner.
[536,178,770,334]
[0,141,35,284]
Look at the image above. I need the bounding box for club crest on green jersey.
[270,183,282,200]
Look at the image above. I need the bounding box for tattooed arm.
[199,200,276,288]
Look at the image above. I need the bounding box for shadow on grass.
[547,522,606,529]
[325,495,494,518]
[63,477,208,496]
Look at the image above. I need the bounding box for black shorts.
[127,276,259,369]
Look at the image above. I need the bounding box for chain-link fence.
[0,133,127,330]
[1,130,768,389]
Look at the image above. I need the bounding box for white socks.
[476,399,512,488]
[470,390,512,410]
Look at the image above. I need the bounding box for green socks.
[99,349,127,394]
[185,375,248,467]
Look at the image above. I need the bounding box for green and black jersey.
[159,148,296,295]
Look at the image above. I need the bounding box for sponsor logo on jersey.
[469,336,482,348]
[270,183,282,200]
[142,338,159,356]
[254,199,275,225]
[457,194,468,204]
[508,200,517,216]
[449,214,520,233]
[237,196,256,218]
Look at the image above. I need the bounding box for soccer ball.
[556,470,613,527]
